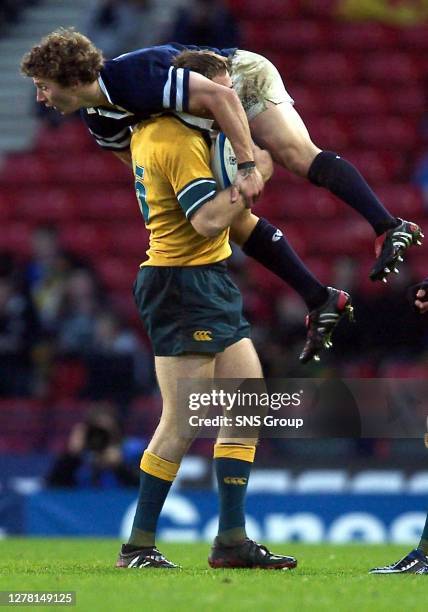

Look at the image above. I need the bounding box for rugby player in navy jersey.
[22,29,424,286]
[21,28,262,206]
[21,28,359,362]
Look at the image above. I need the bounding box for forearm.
[209,91,253,165]
[192,188,246,237]
[187,72,253,164]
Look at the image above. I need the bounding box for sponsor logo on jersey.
[272,229,283,242]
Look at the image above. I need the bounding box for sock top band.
[140,450,180,482]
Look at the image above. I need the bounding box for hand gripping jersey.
[81,43,235,151]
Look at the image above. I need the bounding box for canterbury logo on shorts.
[193,330,213,341]
[224,477,247,485]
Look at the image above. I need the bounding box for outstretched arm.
[187,71,263,206]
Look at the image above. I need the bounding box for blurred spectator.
[57,268,102,354]
[0,274,39,396]
[82,309,154,405]
[167,0,240,48]
[47,402,142,487]
[24,225,85,335]
[82,0,148,59]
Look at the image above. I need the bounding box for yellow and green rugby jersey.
[130,115,231,266]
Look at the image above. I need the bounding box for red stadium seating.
[230,0,300,18]
[0,222,32,256]
[108,224,149,258]
[400,25,428,50]
[351,117,418,151]
[96,257,140,292]
[60,223,112,257]
[80,188,138,221]
[362,53,420,84]
[340,150,406,183]
[298,53,359,84]
[0,153,54,184]
[266,21,328,51]
[323,86,387,117]
[33,120,95,154]
[331,23,397,50]
[375,185,424,217]
[11,188,76,224]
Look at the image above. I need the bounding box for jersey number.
[135,164,149,222]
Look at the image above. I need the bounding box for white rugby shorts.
[231,50,294,120]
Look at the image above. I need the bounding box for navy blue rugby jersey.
[81,43,236,151]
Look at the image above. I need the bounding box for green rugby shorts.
[133,262,250,356]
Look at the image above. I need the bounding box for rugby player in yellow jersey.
[115,114,297,570]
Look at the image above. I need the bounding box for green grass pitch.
[0,539,426,611]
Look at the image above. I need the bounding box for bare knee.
[278,142,321,177]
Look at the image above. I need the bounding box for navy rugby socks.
[242,218,328,311]
[214,443,256,545]
[127,450,179,548]
[308,151,398,236]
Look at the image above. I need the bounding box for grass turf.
[0,540,426,611]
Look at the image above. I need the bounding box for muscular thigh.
[214,337,263,379]
[250,102,321,174]
[215,338,263,446]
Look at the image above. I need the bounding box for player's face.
[212,71,233,89]
[33,77,82,114]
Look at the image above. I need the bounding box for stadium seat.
[351,117,418,151]
[231,0,299,18]
[96,257,140,292]
[375,185,424,217]
[108,223,149,258]
[400,25,428,50]
[323,86,387,117]
[307,117,351,150]
[331,23,396,50]
[34,120,95,154]
[60,223,112,257]
[300,0,339,18]
[0,154,53,184]
[55,153,130,184]
[288,85,319,115]
[299,53,358,84]
[0,222,32,256]
[341,150,405,183]
[266,21,327,51]
[82,189,138,221]
[12,188,76,224]
[362,53,420,84]
[389,86,426,115]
